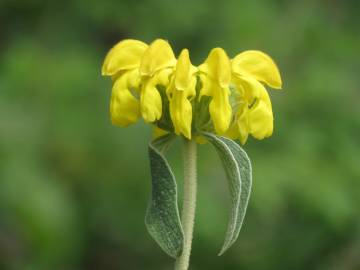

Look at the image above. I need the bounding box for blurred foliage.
[0,0,360,269]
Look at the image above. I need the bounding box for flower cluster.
[102,39,282,144]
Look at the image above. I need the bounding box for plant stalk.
[174,139,197,270]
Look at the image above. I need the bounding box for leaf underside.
[202,132,252,255]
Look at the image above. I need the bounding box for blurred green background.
[1,0,359,269]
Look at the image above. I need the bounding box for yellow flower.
[102,39,283,144]
[139,39,177,123]
[102,39,148,127]
[229,50,282,144]
[199,48,232,135]
[167,49,197,139]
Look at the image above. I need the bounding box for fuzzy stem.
[174,139,197,270]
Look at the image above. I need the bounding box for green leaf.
[202,132,252,255]
[221,136,252,249]
[145,135,184,258]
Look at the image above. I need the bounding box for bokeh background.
[1,0,360,269]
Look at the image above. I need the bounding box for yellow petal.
[209,83,232,134]
[168,76,196,139]
[126,68,142,92]
[233,75,269,104]
[169,89,193,139]
[140,68,173,123]
[102,39,148,76]
[166,51,197,138]
[248,88,273,139]
[140,78,162,123]
[139,39,176,77]
[174,49,197,91]
[199,48,231,87]
[199,75,232,134]
[236,104,250,144]
[198,74,212,98]
[226,103,250,144]
[198,48,232,134]
[153,68,173,86]
[110,74,140,127]
[232,50,282,89]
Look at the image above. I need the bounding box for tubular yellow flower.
[102,39,148,127]
[167,49,197,139]
[229,50,282,144]
[139,39,177,122]
[199,48,232,134]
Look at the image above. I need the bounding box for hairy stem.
[174,139,197,270]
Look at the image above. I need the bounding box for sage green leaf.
[201,132,241,254]
[220,137,252,250]
[145,135,184,258]
[202,132,252,255]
